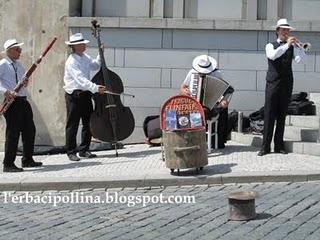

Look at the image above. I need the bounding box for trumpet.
[294,39,311,51]
[287,36,312,51]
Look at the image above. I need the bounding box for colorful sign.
[160,95,205,131]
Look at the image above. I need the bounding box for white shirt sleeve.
[0,64,7,94]
[293,47,306,64]
[65,61,98,93]
[183,70,193,86]
[265,43,290,60]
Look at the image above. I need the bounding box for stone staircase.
[231,92,320,156]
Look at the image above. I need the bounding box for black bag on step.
[290,92,308,102]
[287,101,315,115]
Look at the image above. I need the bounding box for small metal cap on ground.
[228,190,258,221]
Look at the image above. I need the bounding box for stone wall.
[0,0,69,150]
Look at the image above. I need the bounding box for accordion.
[189,73,234,110]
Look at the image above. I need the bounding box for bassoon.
[0,37,58,115]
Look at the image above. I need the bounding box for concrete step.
[309,93,320,104]
[309,92,320,116]
[315,103,320,116]
[231,132,320,156]
[286,115,320,129]
[284,126,319,142]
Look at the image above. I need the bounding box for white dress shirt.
[63,52,101,94]
[265,39,306,63]
[0,57,27,97]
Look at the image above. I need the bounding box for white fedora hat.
[3,39,24,51]
[65,33,89,45]
[192,55,217,74]
[274,18,294,30]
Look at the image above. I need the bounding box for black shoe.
[218,144,225,149]
[258,149,270,156]
[274,149,287,154]
[68,154,80,161]
[3,165,23,172]
[78,151,97,158]
[22,160,43,168]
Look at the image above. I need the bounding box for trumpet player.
[0,39,42,172]
[258,19,306,156]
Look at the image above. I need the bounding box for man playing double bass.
[64,33,105,162]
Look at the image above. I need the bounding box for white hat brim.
[274,25,295,30]
[10,42,24,48]
[2,42,24,53]
[6,42,24,49]
[192,55,217,74]
[65,39,89,45]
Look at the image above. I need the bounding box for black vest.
[266,41,294,88]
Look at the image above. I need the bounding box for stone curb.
[1,171,320,191]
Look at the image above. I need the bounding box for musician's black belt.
[15,96,27,100]
[71,90,91,96]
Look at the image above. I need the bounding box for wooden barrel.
[162,129,208,170]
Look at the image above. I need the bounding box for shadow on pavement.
[207,145,259,157]
[170,163,237,176]
[24,161,102,172]
[98,148,162,158]
[254,212,273,220]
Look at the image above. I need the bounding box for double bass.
[90,20,135,156]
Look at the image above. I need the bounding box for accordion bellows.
[189,73,234,110]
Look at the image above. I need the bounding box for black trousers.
[262,83,292,151]
[3,98,35,166]
[65,91,93,155]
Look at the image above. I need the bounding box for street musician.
[180,55,233,149]
[258,18,306,156]
[0,39,42,172]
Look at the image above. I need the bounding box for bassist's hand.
[97,85,106,94]
[100,44,105,52]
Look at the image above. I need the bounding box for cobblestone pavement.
[0,181,320,240]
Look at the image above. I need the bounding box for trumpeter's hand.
[287,36,296,46]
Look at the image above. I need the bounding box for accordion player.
[180,55,234,149]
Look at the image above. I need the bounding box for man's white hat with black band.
[274,18,294,30]
[3,39,24,51]
[192,55,217,74]
[65,33,89,45]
